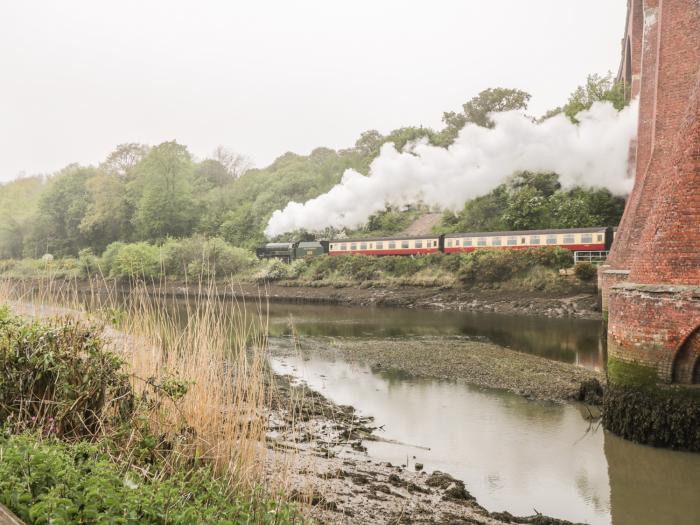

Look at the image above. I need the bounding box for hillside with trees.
[0,73,626,261]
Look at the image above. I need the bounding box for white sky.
[0,1,627,182]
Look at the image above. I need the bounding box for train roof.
[329,234,440,243]
[297,241,324,248]
[443,227,609,238]
[263,242,296,249]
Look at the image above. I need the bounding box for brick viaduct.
[599,0,700,450]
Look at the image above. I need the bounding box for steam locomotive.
[256,227,613,262]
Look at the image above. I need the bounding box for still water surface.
[261,303,700,525]
[263,303,606,370]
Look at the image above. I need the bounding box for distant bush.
[457,247,573,284]
[111,242,162,279]
[254,258,291,282]
[161,236,255,278]
[574,261,597,281]
[100,242,125,276]
[78,248,100,275]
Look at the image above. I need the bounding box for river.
[259,302,700,525]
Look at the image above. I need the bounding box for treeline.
[439,171,625,233]
[0,73,626,259]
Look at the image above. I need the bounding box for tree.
[563,73,626,123]
[196,159,231,187]
[354,130,384,157]
[79,173,133,252]
[130,142,199,241]
[27,165,95,256]
[462,87,532,128]
[436,87,532,145]
[0,175,44,258]
[213,146,252,180]
[100,143,149,178]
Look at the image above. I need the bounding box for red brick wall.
[612,1,700,284]
[607,0,700,383]
[608,284,700,383]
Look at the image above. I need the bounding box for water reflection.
[270,350,700,525]
[262,303,606,370]
[605,432,700,525]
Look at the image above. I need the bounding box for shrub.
[111,243,162,279]
[78,248,99,275]
[458,247,573,285]
[161,236,255,278]
[253,259,290,282]
[0,433,300,525]
[574,261,597,281]
[0,313,132,438]
[100,242,125,276]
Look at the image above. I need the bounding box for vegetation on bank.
[1,74,625,260]
[0,300,302,524]
[0,240,597,294]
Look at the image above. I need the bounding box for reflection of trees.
[164,299,606,369]
[605,431,700,525]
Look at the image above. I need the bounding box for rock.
[415,462,424,471]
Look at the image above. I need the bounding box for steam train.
[256,227,614,262]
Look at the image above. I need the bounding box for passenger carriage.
[443,227,612,253]
[328,235,441,257]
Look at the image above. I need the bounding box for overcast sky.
[0,1,627,182]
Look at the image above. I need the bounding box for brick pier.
[600,0,700,450]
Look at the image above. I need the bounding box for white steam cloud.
[265,100,639,237]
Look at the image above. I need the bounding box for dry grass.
[0,275,301,495]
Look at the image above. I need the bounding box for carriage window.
[456,239,461,246]
[401,240,410,249]
[581,234,593,243]
[360,243,367,250]
[388,241,396,249]
[563,235,575,244]
[507,237,517,246]
[447,239,453,248]
[547,236,558,245]
[597,234,603,242]
[433,240,438,247]
[477,238,486,246]
[530,236,540,245]
[491,237,501,246]
[376,241,384,250]
[415,240,423,248]
[463,238,471,246]
[521,238,527,244]
[350,243,357,250]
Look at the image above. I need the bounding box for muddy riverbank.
[6,278,602,320]
[269,336,605,404]
[267,372,586,525]
[172,282,601,319]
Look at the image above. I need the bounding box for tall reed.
[0,274,278,491]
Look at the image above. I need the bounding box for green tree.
[563,73,626,123]
[0,176,44,258]
[100,143,149,178]
[130,142,199,241]
[80,173,133,252]
[27,165,96,256]
[436,87,532,145]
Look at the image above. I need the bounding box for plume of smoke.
[265,100,638,237]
